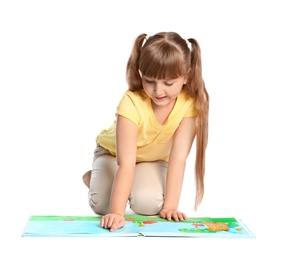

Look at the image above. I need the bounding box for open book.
[22,214,255,238]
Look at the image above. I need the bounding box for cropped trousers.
[88,145,168,215]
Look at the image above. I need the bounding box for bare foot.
[82,170,91,188]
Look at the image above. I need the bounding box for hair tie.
[142,35,150,48]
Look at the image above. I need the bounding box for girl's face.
[142,76,187,107]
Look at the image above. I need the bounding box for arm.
[100,115,137,231]
[160,116,196,221]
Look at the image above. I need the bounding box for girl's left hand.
[159,208,188,221]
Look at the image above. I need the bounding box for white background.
[1,0,280,259]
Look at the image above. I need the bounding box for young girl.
[83,32,209,232]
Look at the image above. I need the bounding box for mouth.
[155,96,166,100]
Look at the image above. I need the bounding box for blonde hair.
[126,32,209,211]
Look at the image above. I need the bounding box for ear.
[183,75,188,85]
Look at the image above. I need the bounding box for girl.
[83,32,209,231]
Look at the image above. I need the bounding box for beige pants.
[88,145,168,215]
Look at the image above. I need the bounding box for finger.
[166,212,172,221]
[107,217,115,229]
[159,211,166,219]
[101,216,112,229]
[181,213,188,220]
[117,219,125,229]
[176,212,187,221]
[100,217,105,228]
[172,212,179,222]
[175,212,184,221]
[178,214,184,221]
[110,218,124,232]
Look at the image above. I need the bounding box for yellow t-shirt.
[96,90,197,162]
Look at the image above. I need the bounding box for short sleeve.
[116,91,140,126]
[184,97,197,117]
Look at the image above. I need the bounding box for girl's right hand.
[100,213,125,232]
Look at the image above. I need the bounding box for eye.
[145,79,155,84]
[164,81,174,86]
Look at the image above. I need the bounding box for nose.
[154,83,163,95]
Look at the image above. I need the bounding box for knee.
[88,191,109,215]
[129,191,164,215]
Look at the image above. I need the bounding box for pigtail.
[126,34,148,91]
[187,38,209,211]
